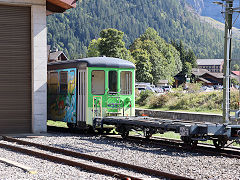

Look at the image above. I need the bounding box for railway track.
[0,136,192,180]
[103,135,240,159]
[47,125,240,159]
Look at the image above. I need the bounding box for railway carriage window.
[109,71,118,93]
[120,71,132,95]
[49,72,58,94]
[92,70,105,95]
[60,71,68,94]
[69,70,75,95]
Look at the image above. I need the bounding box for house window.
[60,71,68,94]
[92,70,105,95]
[49,72,58,94]
[120,71,132,95]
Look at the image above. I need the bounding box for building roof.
[192,68,223,79]
[46,0,77,14]
[232,71,240,76]
[48,57,135,70]
[209,72,224,79]
[192,68,209,76]
[197,77,212,84]
[49,51,68,60]
[197,59,224,66]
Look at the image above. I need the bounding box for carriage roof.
[48,57,135,70]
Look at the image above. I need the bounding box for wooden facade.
[47,0,77,14]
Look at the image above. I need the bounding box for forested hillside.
[47,0,240,60]
[186,0,240,28]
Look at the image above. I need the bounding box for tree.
[231,78,239,86]
[99,28,125,57]
[130,28,182,84]
[186,49,197,68]
[233,64,240,71]
[132,49,153,83]
[87,38,101,57]
[183,62,192,77]
[87,28,134,63]
[172,40,197,75]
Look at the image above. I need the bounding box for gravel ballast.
[0,144,116,180]
[1,133,240,179]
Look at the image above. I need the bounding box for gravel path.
[1,133,240,179]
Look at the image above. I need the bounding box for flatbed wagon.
[95,116,240,148]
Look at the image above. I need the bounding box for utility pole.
[222,0,233,124]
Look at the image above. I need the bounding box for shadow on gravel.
[47,133,215,158]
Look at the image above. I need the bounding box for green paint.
[87,67,135,126]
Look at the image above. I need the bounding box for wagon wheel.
[144,129,152,139]
[97,129,104,134]
[67,123,76,129]
[121,131,129,139]
[181,136,198,148]
[213,139,227,149]
[188,140,198,148]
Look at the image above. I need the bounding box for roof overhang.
[46,0,77,15]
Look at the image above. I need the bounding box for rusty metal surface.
[0,142,141,180]
[2,136,192,180]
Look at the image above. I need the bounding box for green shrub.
[230,90,239,110]
[187,83,202,93]
[136,90,154,106]
[136,88,240,113]
[148,94,170,108]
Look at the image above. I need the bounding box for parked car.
[153,87,164,93]
[146,85,155,91]
[160,85,172,92]
[136,85,155,93]
[213,85,223,90]
[200,86,214,92]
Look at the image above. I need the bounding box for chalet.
[174,68,223,87]
[192,68,223,86]
[197,59,224,73]
[48,49,68,62]
[0,0,77,134]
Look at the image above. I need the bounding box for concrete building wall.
[32,3,47,133]
[0,0,47,133]
[136,108,224,124]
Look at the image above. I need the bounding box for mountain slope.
[47,0,240,59]
[186,0,240,28]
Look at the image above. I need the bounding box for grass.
[47,120,68,128]
[153,131,181,139]
[136,89,240,115]
[136,104,223,115]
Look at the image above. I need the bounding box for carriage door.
[78,70,86,127]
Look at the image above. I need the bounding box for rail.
[1,136,192,180]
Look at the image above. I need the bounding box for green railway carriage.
[47,57,135,129]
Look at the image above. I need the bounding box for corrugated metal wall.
[0,5,31,134]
